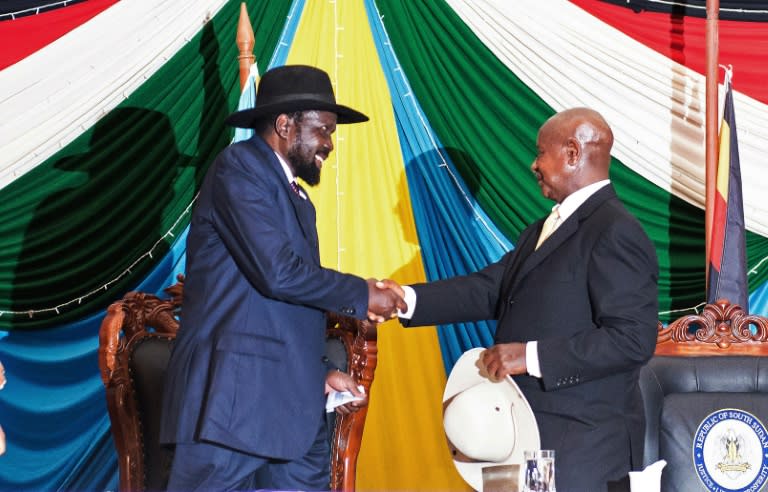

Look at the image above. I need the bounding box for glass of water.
[523,449,556,492]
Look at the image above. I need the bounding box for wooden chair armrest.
[98,302,126,387]
[326,313,378,492]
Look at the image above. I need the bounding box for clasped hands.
[366,278,406,323]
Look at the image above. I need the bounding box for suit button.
[508,298,515,305]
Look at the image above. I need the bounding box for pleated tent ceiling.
[0,0,767,491]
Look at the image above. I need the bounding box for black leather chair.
[124,334,177,491]
[98,278,378,492]
[98,286,180,492]
[639,300,768,492]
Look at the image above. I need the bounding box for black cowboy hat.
[224,65,369,128]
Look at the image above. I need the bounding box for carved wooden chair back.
[98,278,377,492]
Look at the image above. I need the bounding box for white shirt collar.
[274,151,307,199]
[556,180,610,221]
[274,151,295,183]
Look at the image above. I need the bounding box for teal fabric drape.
[375,0,768,322]
[0,2,291,490]
[0,229,187,491]
[365,0,511,371]
[2,1,768,490]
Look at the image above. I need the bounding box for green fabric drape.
[377,0,768,321]
[0,0,292,330]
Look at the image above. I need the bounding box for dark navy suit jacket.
[407,185,659,492]
[159,135,368,460]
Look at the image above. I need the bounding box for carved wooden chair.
[98,276,378,492]
[639,300,768,492]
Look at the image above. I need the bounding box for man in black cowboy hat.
[159,65,405,491]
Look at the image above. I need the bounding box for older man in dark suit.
[391,108,659,492]
[159,65,405,492]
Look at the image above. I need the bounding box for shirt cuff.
[526,341,542,378]
[398,285,417,319]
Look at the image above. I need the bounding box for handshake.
[366,278,406,323]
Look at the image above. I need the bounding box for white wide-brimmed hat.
[443,347,540,491]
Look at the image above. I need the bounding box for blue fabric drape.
[2,1,768,490]
[0,2,308,490]
[749,280,768,311]
[365,0,512,372]
[232,0,304,143]
[0,228,187,491]
[0,2,308,488]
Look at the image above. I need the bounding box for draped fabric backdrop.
[1,1,767,490]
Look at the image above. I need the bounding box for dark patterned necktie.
[290,181,303,198]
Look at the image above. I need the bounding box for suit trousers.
[167,412,330,492]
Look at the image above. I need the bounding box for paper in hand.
[326,385,365,412]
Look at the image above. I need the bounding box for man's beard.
[287,135,321,186]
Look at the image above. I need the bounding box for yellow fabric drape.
[286,1,469,490]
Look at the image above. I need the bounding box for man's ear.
[565,137,581,166]
[275,114,291,139]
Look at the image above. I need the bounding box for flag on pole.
[706,69,749,311]
[233,62,259,143]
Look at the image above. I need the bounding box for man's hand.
[376,278,405,299]
[480,342,527,380]
[325,370,368,415]
[366,278,407,322]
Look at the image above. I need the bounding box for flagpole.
[704,0,720,289]
[236,2,255,92]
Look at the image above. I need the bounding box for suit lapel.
[505,185,618,293]
[499,223,540,297]
[244,136,319,254]
[289,186,319,257]
[513,218,579,285]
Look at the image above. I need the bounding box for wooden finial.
[236,2,255,92]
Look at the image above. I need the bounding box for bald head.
[543,108,613,175]
[532,108,614,202]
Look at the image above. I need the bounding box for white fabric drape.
[447,0,768,236]
[3,0,767,235]
[0,0,227,189]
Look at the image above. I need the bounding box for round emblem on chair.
[693,408,768,492]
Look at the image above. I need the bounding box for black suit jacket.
[407,185,658,492]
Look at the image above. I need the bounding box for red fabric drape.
[571,0,768,104]
[0,0,117,70]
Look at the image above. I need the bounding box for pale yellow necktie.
[535,205,561,250]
